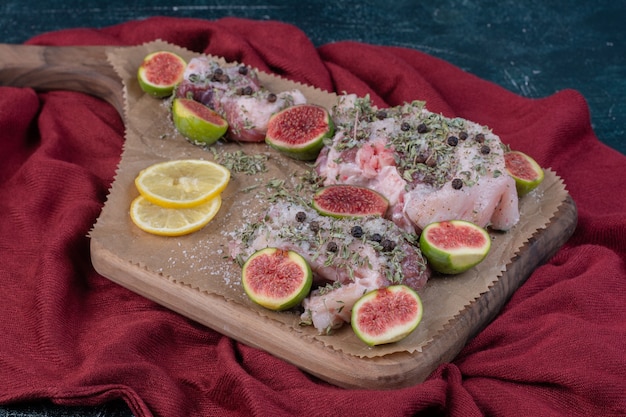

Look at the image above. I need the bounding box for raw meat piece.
[317,94,520,232]
[230,201,430,333]
[176,56,306,142]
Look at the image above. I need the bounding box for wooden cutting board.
[0,42,578,389]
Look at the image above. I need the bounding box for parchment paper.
[90,40,569,359]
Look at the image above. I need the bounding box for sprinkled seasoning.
[317,281,342,296]
[332,97,463,188]
[184,59,257,91]
[233,199,427,293]
[265,178,294,203]
[330,96,507,192]
[451,178,464,189]
[425,154,437,168]
[210,148,268,175]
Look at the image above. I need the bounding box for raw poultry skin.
[230,202,430,333]
[228,92,518,334]
[316,94,520,233]
[175,56,306,142]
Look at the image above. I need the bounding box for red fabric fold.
[1,16,625,417]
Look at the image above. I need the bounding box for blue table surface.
[1,1,624,416]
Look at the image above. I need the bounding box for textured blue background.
[2,0,624,157]
[0,1,624,416]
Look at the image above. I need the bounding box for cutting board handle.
[0,43,123,115]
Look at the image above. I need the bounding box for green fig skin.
[504,150,545,197]
[419,220,491,275]
[172,98,229,146]
[241,248,312,311]
[351,285,423,346]
[137,51,187,98]
[265,104,334,161]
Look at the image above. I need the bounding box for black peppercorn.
[326,241,338,253]
[451,178,463,189]
[309,221,320,233]
[238,66,248,75]
[212,68,230,83]
[480,145,491,155]
[400,122,411,131]
[369,233,383,243]
[351,225,363,238]
[243,86,253,95]
[447,136,459,147]
[381,239,396,252]
[459,131,468,140]
[267,93,277,103]
[475,133,485,143]
[417,123,429,134]
[375,110,387,120]
[295,211,306,222]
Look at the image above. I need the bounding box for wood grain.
[90,195,576,389]
[0,44,123,114]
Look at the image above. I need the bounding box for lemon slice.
[135,159,230,208]
[130,194,222,236]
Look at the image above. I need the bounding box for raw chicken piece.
[230,201,430,333]
[218,89,306,142]
[317,95,520,232]
[175,56,306,142]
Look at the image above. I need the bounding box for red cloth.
[1,16,625,417]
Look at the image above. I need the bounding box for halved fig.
[137,51,187,98]
[172,98,229,146]
[504,150,544,197]
[241,247,312,311]
[265,104,334,161]
[419,220,491,275]
[312,184,389,218]
[351,285,423,346]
